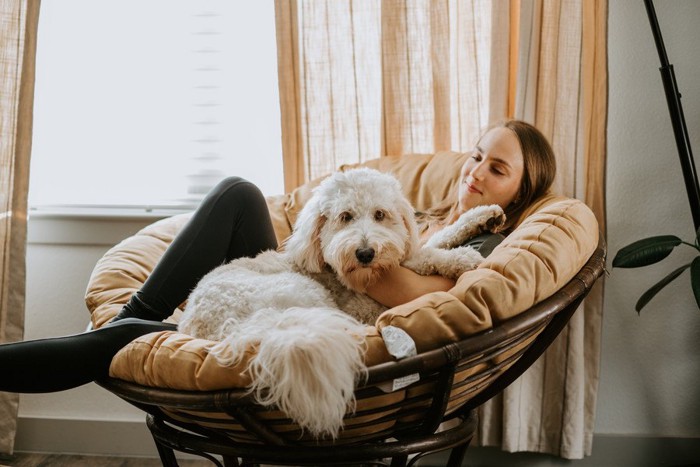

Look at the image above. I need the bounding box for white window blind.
[29,0,284,210]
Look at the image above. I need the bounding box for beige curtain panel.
[0,0,40,456]
[478,0,608,459]
[275,0,607,459]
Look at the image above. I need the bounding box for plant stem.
[681,241,700,251]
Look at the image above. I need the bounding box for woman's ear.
[283,197,326,273]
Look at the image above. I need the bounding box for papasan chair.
[85,151,606,467]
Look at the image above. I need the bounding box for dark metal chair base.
[145,410,477,467]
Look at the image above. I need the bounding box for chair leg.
[222,455,241,467]
[152,436,180,467]
[445,437,472,467]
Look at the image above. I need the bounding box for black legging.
[0,177,278,393]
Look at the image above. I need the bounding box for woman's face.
[457,127,525,214]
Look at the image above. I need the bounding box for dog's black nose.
[355,247,375,264]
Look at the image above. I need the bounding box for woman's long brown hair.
[418,119,557,232]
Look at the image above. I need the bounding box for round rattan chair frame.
[98,240,605,467]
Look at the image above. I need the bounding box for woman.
[369,119,555,307]
[0,119,555,393]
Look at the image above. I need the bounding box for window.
[29,0,284,211]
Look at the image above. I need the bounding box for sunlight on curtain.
[276,0,506,191]
[0,0,40,456]
[275,0,607,459]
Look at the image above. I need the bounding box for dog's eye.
[374,210,385,221]
[340,212,353,223]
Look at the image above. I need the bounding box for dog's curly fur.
[178,167,504,438]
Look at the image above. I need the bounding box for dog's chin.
[338,264,386,293]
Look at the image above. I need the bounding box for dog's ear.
[283,197,326,273]
[399,197,421,258]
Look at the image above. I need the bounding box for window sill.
[29,203,197,220]
[28,205,194,246]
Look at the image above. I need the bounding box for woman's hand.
[365,266,456,309]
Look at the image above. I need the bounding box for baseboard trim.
[14,417,700,466]
[419,436,700,467]
[15,417,157,458]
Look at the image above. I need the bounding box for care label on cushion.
[379,326,420,392]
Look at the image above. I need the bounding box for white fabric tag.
[387,372,420,392]
[379,326,420,392]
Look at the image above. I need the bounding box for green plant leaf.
[635,262,691,313]
[613,235,682,268]
[691,257,700,310]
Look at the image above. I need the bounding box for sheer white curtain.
[275,0,510,192]
[0,0,40,456]
[275,0,607,458]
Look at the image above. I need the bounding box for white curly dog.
[178,167,504,438]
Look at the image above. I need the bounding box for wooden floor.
[1,453,214,467]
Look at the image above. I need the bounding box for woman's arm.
[365,266,456,309]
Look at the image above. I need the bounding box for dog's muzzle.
[355,247,375,265]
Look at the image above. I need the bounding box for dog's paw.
[429,246,484,279]
[405,246,483,279]
[464,204,506,233]
[446,245,484,276]
[423,205,506,250]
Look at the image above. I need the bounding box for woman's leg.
[115,176,278,321]
[0,319,176,392]
[0,177,277,393]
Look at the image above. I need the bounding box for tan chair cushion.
[375,193,598,352]
[85,151,599,390]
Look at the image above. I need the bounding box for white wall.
[20,215,180,423]
[599,0,700,437]
[14,0,700,461]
